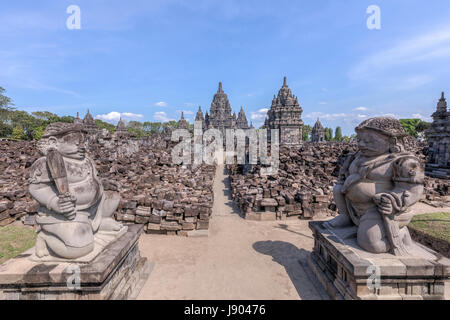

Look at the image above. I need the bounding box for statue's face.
[357,129,390,157]
[53,131,86,159]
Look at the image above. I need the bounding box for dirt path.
[136,165,328,300]
[136,165,450,300]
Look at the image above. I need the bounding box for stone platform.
[0,225,152,300]
[308,221,450,300]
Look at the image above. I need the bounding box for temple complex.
[311,118,325,142]
[236,106,250,129]
[195,106,206,129]
[206,82,235,134]
[178,112,190,130]
[426,92,450,178]
[82,110,99,135]
[264,77,304,145]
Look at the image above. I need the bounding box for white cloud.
[154,111,174,122]
[318,101,328,105]
[305,112,347,120]
[349,24,450,80]
[177,110,194,115]
[394,75,433,90]
[154,101,168,107]
[412,113,432,122]
[184,102,196,107]
[354,106,368,111]
[250,108,269,121]
[95,111,143,123]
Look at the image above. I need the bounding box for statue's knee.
[333,184,343,196]
[357,222,390,254]
[41,232,93,259]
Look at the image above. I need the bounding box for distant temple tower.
[74,112,82,125]
[236,106,250,129]
[115,117,128,133]
[82,110,98,135]
[265,77,304,145]
[206,82,235,137]
[311,118,325,142]
[114,117,135,138]
[195,106,206,129]
[426,92,450,178]
[178,112,190,130]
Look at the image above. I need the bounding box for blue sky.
[1,0,450,135]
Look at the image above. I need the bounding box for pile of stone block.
[0,136,216,236]
[228,141,450,220]
[0,141,40,226]
[228,142,358,220]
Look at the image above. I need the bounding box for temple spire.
[218,82,223,93]
[441,92,445,100]
[283,76,287,87]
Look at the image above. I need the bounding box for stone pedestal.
[0,225,152,300]
[308,221,450,300]
[245,212,276,221]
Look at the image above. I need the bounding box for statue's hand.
[373,194,394,216]
[102,179,121,192]
[49,195,77,220]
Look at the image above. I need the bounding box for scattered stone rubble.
[0,137,448,228]
[228,143,357,220]
[228,142,450,220]
[0,137,216,236]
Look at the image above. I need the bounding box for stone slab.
[308,221,450,300]
[0,224,151,300]
[245,212,276,221]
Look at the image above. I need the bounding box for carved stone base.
[245,212,277,221]
[0,225,152,300]
[308,221,450,300]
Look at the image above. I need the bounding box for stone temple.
[196,82,249,134]
[426,92,450,178]
[264,77,304,145]
[311,118,325,142]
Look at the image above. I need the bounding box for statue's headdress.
[355,117,408,138]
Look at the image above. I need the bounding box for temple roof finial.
[181,111,185,119]
[283,76,287,87]
[218,82,223,93]
[441,91,445,100]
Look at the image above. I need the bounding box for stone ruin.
[426,92,450,179]
[200,82,250,135]
[264,77,304,145]
[311,118,325,142]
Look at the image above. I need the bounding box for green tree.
[0,122,13,138]
[9,110,41,140]
[334,126,343,141]
[0,86,14,111]
[34,126,46,140]
[399,119,421,137]
[324,127,333,141]
[11,126,26,140]
[415,120,431,133]
[302,124,312,141]
[95,119,115,133]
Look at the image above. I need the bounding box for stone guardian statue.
[29,122,126,260]
[325,117,432,258]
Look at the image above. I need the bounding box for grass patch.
[409,212,450,243]
[0,225,36,264]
